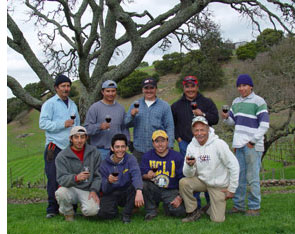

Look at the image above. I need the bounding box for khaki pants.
[179,177,226,222]
[55,187,99,216]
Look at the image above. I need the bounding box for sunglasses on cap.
[182,76,198,85]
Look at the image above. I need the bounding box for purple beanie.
[236,74,253,87]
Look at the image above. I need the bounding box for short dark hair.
[111,134,128,147]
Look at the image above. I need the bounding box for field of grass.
[7,193,295,234]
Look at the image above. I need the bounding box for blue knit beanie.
[54,74,72,87]
[236,74,253,87]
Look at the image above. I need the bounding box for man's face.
[237,84,252,98]
[102,88,117,103]
[71,134,87,151]
[153,137,169,156]
[192,122,209,146]
[55,82,71,100]
[142,85,157,101]
[183,83,198,100]
[111,140,127,160]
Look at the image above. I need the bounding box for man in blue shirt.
[124,78,175,163]
[140,130,185,221]
[39,74,80,218]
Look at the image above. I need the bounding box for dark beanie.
[54,74,72,87]
[236,74,253,87]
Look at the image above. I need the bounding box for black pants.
[98,185,136,219]
[143,181,186,217]
[44,145,61,214]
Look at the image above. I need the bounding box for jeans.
[178,139,210,208]
[233,146,262,210]
[97,148,110,161]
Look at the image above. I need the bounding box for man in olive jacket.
[55,126,102,221]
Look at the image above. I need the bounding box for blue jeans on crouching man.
[233,146,262,211]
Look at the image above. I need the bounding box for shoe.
[65,214,75,221]
[227,207,245,214]
[182,208,201,223]
[144,213,157,221]
[122,215,131,224]
[46,213,57,219]
[245,209,260,216]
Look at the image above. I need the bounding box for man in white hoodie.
[179,116,239,223]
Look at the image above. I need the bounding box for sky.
[6,0,276,99]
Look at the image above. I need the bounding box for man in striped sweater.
[222,74,269,216]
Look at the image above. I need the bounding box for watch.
[202,113,206,117]
[249,142,255,146]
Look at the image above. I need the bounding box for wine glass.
[105,115,112,131]
[70,112,76,120]
[191,102,197,110]
[134,101,140,108]
[83,166,90,182]
[222,105,230,113]
[112,166,119,184]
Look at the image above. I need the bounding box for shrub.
[117,71,159,98]
[154,52,184,75]
[236,41,258,60]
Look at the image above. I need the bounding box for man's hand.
[134,190,144,207]
[193,108,204,117]
[221,112,229,120]
[88,191,100,205]
[64,119,74,128]
[100,122,110,130]
[131,108,139,117]
[247,142,255,149]
[170,195,182,208]
[76,171,90,182]
[108,174,119,184]
[185,156,196,167]
[221,189,234,200]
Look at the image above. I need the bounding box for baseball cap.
[192,116,208,126]
[70,126,87,137]
[142,78,157,88]
[102,80,117,89]
[152,130,168,141]
[182,76,198,86]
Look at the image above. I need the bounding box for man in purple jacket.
[98,134,144,223]
[140,130,186,221]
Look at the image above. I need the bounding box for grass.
[7,193,295,234]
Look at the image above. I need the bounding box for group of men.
[39,72,269,223]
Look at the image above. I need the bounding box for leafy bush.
[236,41,258,60]
[117,71,159,98]
[154,52,184,75]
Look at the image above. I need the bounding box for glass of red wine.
[187,155,195,161]
[222,105,230,113]
[151,167,158,173]
[112,166,119,184]
[105,115,111,131]
[134,101,140,108]
[70,112,76,120]
[83,166,90,182]
[191,102,197,110]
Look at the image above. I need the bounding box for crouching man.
[179,116,239,223]
[55,126,101,221]
[140,130,186,221]
[98,134,144,223]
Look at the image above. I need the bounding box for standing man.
[171,75,219,208]
[55,126,101,221]
[140,130,186,221]
[98,134,144,223]
[179,116,239,223]
[39,74,80,218]
[222,74,269,216]
[84,80,129,160]
[125,77,175,163]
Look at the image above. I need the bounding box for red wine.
[112,172,119,177]
[187,157,195,161]
[105,117,112,123]
[134,103,140,108]
[222,109,229,113]
[191,102,197,110]
[70,115,76,120]
[151,168,158,173]
[222,105,229,113]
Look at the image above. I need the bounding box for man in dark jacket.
[171,75,219,208]
[55,126,101,221]
[98,134,144,223]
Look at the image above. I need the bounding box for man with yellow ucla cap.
[140,130,186,221]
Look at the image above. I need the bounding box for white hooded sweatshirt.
[183,128,239,193]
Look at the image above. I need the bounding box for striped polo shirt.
[224,92,269,151]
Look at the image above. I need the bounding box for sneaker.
[46,213,57,219]
[65,214,75,222]
[122,215,131,224]
[245,209,260,216]
[144,213,157,221]
[227,207,245,214]
[182,208,201,223]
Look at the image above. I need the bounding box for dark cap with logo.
[142,78,157,88]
